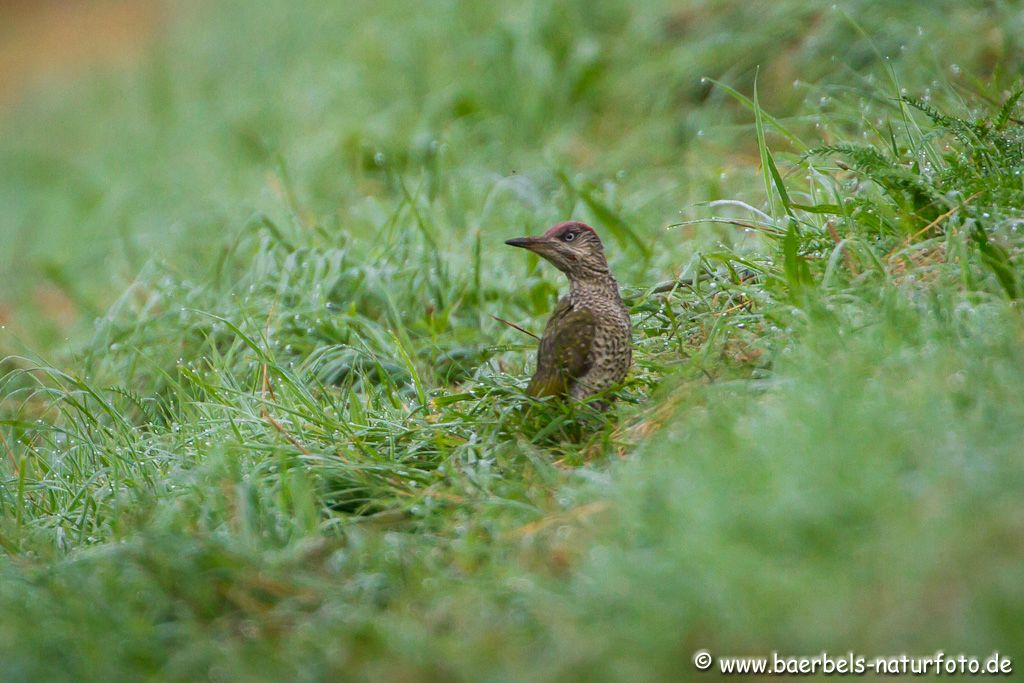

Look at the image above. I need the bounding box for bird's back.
[527,289,631,400]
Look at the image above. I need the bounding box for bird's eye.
[563,232,576,242]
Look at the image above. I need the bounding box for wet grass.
[1,1,1023,680]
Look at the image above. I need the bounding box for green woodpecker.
[506,222,632,401]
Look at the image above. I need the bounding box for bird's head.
[505,221,609,280]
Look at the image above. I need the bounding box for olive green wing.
[526,307,595,398]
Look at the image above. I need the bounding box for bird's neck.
[569,271,621,305]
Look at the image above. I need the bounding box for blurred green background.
[4,0,1021,351]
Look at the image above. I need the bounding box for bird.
[505,221,632,402]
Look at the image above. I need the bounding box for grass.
[2,0,1024,680]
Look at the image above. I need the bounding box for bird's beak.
[505,236,549,252]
